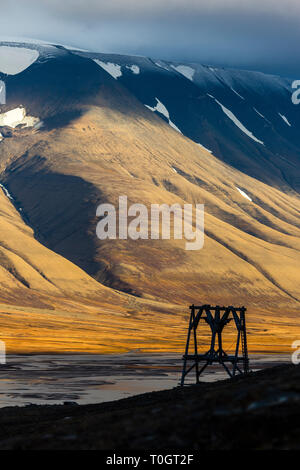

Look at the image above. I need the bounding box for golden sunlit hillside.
[0,44,299,353]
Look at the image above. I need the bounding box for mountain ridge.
[0,40,299,352]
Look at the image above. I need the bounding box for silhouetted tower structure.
[181,305,249,386]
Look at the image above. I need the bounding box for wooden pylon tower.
[180,304,249,386]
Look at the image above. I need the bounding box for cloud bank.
[1,1,299,76]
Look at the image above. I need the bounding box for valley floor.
[0,363,299,450]
[0,302,298,354]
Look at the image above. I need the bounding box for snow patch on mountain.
[197,143,212,154]
[0,46,39,75]
[145,98,182,133]
[253,107,270,124]
[207,94,264,145]
[93,60,122,79]
[278,113,291,127]
[145,99,169,119]
[0,36,53,45]
[168,121,182,133]
[59,44,89,52]
[154,61,170,71]
[0,107,41,129]
[171,65,195,81]
[236,187,252,202]
[126,65,140,75]
[0,183,13,200]
[230,87,245,100]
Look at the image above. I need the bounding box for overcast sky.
[1,1,300,77]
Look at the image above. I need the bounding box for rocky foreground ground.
[0,363,299,450]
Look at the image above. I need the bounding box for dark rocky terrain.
[0,363,299,450]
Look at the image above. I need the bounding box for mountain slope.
[0,41,299,352]
[81,52,300,192]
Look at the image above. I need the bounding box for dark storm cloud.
[1,1,300,77]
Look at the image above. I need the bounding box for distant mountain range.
[0,40,299,353]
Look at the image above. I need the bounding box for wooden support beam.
[181,304,249,385]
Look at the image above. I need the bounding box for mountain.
[0,40,299,353]
[80,51,300,192]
